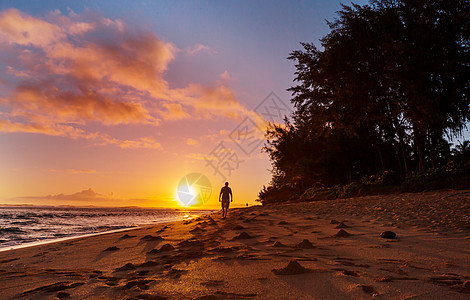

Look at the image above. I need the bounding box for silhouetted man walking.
[219,182,232,218]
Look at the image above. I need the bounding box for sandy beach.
[1,189,469,299]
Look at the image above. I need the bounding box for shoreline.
[1,190,468,299]
[0,226,145,253]
[0,210,216,253]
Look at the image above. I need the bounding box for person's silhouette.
[219,182,232,218]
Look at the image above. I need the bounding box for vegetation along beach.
[0,0,469,299]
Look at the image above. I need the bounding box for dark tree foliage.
[260,0,470,203]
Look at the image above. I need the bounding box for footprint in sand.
[156,225,169,233]
[356,284,377,295]
[136,293,167,299]
[338,269,361,277]
[195,291,257,299]
[429,274,464,286]
[166,268,187,279]
[376,276,418,282]
[130,270,150,277]
[104,277,120,286]
[20,282,85,296]
[201,279,225,287]
[122,279,154,290]
[138,261,159,268]
[88,270,103,279]
[335,259,370,268]
[211,246,241,253]
[177,239,204,249]
[56,292,70,299]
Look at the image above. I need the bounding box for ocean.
[0,206,212,250]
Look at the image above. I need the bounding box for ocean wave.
[11,220,39,225]
[0,227,26,234]
[0,207,211,249]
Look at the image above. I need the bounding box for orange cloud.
[186,138,200,146]
[0,119,162,149]
[0,9,65,47]
[0,9,265,149]
[11,84,154,125]
[161,103,190,120]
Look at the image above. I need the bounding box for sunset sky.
[1,1,467,208]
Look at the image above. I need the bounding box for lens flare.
[175,173,211,207]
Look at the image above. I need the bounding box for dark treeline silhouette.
[259,0,470,204]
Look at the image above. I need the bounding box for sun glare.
[176,183,198,207]
[175,173,212,207]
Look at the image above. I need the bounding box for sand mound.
[330,219,340,224]
[141,235,164,241]
[119,234,135,239]
[272,259,312,275]
[232,232,253,240]
[273,241,288,247]
[206,216,217,225]
[177,239,204,248]
[190,226,204,233]
[278,221,289,225]
[157,225,169,232]
[233,225,246,230]
[356,284,377,294]
[115,263,136,272]
[103,246,119,252]
[148,244,174,254]
[295,239,315,249]
[334,229,352,237]
[138,261,159,268]
[335,222,349,228]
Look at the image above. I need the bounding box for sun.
[175,173,212,207]
[175,184,198,207]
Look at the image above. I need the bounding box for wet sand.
[0,189,469,299]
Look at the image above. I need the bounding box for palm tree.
[452,140,470,159]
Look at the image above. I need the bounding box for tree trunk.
[414,126,426,172]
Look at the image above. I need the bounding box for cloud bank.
[0,9,262,149]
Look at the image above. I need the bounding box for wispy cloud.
[8,188,175,207]
[186,138,199,146]
[49,169,97,174]
[186,43,218,55]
